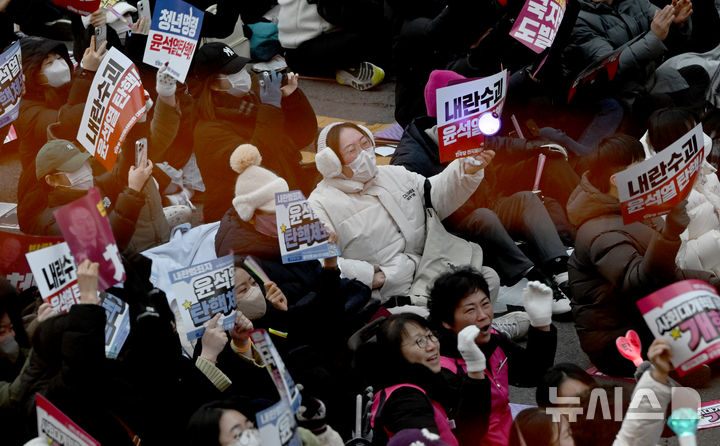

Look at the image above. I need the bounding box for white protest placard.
[616,124,705,224]
[25,242,82,314]
[510,0,566,54]
[100,291,130,359]
[256,399,302,446]
[0,41,23,128]
[637,280,720,376]
[275,190,340,264]
[36,393,100,446]
[143,0,204,83]
[435,70,509,163]
[77,47,146,172]
[169,253,236,340]
[251,329,302,410]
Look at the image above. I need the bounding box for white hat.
[315,122,374,179]
[230,144,288,221]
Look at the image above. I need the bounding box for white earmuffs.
[315,122,375,179]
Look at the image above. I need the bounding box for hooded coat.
[16,37,74,170]
[567,174,717,370]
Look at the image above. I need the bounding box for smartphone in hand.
[137,0,152,22]
[135,137,148,168]
[95,25,107,51]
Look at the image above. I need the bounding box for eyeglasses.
[409,332,438,349]
[340,137,374,160]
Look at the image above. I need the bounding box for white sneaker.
[252,55,288,73]
[492,311,531,340]
[336,61,385,91]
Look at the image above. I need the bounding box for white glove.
[156,63,176,97]
[522,281,553,327]
[457,325,486,373]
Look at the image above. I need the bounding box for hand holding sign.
[77,259,101,305]
[663,199,690,240]
[464,150,496,175]
[230,311,254,351]
[37,303,58,323]
[265,282,288,311]
[131,16,150,35]
[89,7,106,27]
[82,35,108,72]
[648,338,674,383]
[200,313,228,363]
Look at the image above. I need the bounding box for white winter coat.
[309,160,484,300]
[277,0,336,49]
[641,131,720,275]
[613,370,672,446]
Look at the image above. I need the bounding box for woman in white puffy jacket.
[308,122,493,301]
[640,108,720,276]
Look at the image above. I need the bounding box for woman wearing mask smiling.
[190,43,317,223]
[16,36,75,169]
[214,143,371,349]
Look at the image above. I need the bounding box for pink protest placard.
[36,393,100,446]
[509,0,566,54]
[616,124,705,225]
[699,399,720,430]
[637,280,720,376]
[0,230,63,291]
[53,187,125,290]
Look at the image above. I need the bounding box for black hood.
[20,36,73,98]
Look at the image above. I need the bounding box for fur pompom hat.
[315,122,375,179]
[230,144,288,221]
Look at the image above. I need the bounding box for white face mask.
[225,68,252,97]
[236,285,267,320]
[43,58,71,88]
[230,428,262,446]
[0,336,19,363]
[63,163,94,190]
[347,149,377,183]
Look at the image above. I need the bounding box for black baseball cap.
[191,42,250,79]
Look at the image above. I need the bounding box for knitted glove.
[156,63,176,97]
[522,281,553,327]
[663,199,690,239]
[457,325,486,373]
[259,70,283,108]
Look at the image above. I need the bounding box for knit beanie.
[315,122,375,179]
[424,70,466,117]
[230,144,288,221]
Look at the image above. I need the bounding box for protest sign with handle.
[54,187,126,291]
[143,0,204,83]
[637,279,720,376]
[77,47,146,172]
[510,0,566,54]
[100,291,130,358]
[52,0,101,16]
[616,124,705,224]
[251,329,302,445]
[250,328,302,411]
[0,41,23,128]
[275,190,340,264]
[169,253,236,340]
[25,242,81,314]
[0,230,63,291]
[435,70,509,163]
[36,393,100,446]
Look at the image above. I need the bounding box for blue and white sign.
[275,190,340,264]
[0,41,23,128]
[169,254,236,340]
[142,0,204,83]
[256,400,302,446]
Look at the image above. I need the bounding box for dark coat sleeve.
[439,367,490,442]
[501,325,558,387]
[380,387,440,435]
